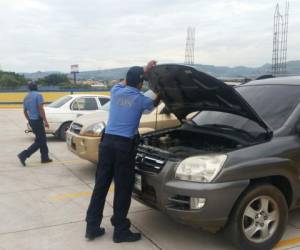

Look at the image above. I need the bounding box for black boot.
[41,158,53,163]
[113,230,141,243]
[85,227,105,240]
[17,153,27,167]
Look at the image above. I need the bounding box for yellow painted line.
[50,191,92,201]
[0,91,110,109]
[49,186,115,201]
[56,159,88,165]
[0,105,22,109]
[0,91,110,103]
[27,159,87,167]
[274,236,300,249]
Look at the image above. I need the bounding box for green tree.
[0,71,27,89]
[36,74,71,86]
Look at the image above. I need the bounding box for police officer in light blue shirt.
[17,81,52,166]
[105,80,154,138]
[86,61,160,243]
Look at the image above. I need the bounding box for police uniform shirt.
[105,83,154,138]
[24,91,44,120]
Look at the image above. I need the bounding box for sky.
[0,0,299,72]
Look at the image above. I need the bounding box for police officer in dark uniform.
[85,61,160,243]
[18,81,52,166]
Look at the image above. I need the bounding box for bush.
[0,71,27,89]
[36,74,71,86]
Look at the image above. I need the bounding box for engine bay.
[141,128,244,158]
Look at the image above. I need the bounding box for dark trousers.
[21,118,49,161]
[86,134,137,234]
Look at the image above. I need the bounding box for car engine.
[142,128,244,158]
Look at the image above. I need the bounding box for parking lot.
[2,109,300,250]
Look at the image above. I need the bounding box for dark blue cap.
[27,81,37,91]
[126,66,144,87]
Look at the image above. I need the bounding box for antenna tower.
[185,27,196,65]
[272,1,289,76]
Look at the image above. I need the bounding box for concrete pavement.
[1,109,300,250]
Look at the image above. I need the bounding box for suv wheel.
[226,184,288,250]
[59,122,71,140]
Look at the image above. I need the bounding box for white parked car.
[26,94,110,140]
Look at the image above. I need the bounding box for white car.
[27,94,110,140]
[66,99,180,163]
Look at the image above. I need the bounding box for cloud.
[0,0,299,72]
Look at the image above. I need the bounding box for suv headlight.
[175,154,227,183]
[81,122,105,137]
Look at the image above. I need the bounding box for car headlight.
[81,122,105,137]
[175,154,227,183]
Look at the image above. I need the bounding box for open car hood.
[148,64,272,134]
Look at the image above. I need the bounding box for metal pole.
[185,27,196,65]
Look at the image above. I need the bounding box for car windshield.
[192,85,300,133]
[48,95,73,108]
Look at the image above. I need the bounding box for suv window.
[98,97,110,106]
[71,97,98,110]
[193,85,300,132]
[237,85,300,130]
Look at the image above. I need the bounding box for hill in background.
[23,60,300,81]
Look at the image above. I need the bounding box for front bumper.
[66,131,100,163]
[133,161,249,231]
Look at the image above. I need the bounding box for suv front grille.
[69,123,83,134]
[135,153,165,173]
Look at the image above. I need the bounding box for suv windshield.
[192,85,300,133]
[48,95,72,108]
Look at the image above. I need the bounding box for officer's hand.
[44,121,49,128]
[144,60,157,73]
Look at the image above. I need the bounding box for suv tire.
[226,184,288,250]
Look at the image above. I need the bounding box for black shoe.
[85,227,105,240]
[17,153,26,167]
[113,230,141,243]
[41,159,53,164]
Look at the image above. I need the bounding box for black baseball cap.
[126,66,145,87]
[27,81,38,91]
